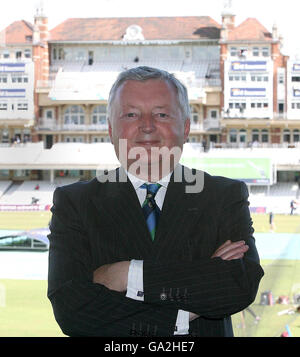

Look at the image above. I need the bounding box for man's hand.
[211,240,249,260]
[190,240,249,322]
[93,261,130,292]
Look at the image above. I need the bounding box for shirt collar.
[125,169,172,191]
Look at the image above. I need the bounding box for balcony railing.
[203,118,221,131]
[190,118,221,132]
[37,118,220,133]
[36,119,109,131]
[211,142,300,149]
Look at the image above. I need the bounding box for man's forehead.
[116,78,175,93]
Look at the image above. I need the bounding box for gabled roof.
[0,20,33,45]
[49,16,221,42]
[227,18,272,42]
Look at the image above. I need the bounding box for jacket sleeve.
[47,186,179,337]
[142,180,264,319]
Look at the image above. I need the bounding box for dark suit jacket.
[47,165,264,337]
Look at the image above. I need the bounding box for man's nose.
[140,113,156,132]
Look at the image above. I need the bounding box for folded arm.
[141,181,264,318]
[48,187,179,337]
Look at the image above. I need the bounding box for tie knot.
[141,183,161,198]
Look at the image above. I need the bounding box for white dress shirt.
[125,170,189,335]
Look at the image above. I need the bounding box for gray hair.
[107,66,190,121]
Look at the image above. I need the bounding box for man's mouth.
[135,140,161,146]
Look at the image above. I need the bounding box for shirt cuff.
[174,310,190,335]
[126,259,144,301]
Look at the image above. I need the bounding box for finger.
[220,245,249,260]
[211,240,232,258]
[213,240,245,258]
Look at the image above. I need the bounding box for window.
[252,129,259,142]
[88,51,94,65]
[278,103,284,114]
[65,136,84,143]
[53,48,57,60]
[64,106,85,125]
[261,129,269,143]
[239,129,247,143]
[15,51,22,59]
[24,49,31,58]
[3,51,9,58]
[262,47,269,57]
[1,129,9,143]
[0,103,7,110]
[293,129,300,142]
[76,51,85,61]
[92,105,107,125]
[209,110,218,119]
[0,76,7,83]
[45,109,53,119]
[229,129,237,143]
[17,103,28,111]
[58,48,64,60]
[278,73,284,84]
[12,75,27,83]
[253,47,259,56]
[239,48,248,57]
[25,36,32,42]
[230,47,237,57]
[292,76,300,82]
[283,129,291,143]
[251,75,268,82]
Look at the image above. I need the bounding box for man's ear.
[108,119,113,144]
[184,118,190,143]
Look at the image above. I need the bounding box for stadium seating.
[0,179,78,205]
[249,183,299,214]
[0,181,12,199]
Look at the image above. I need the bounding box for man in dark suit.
[47,66,264,337]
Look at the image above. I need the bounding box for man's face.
[108,79,190,180]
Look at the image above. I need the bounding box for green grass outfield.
[0,211,300,337]
[0,211,299,233]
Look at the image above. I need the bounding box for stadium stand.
[0,181,12,199]
[0,178,80,205]
[0,181,55,205]
[249,183,299,214]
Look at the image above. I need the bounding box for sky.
[0,0,300,57]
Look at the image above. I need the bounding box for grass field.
[0,211,299,233]
[0,211,300,337]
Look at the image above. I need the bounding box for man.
[47,66,264,337]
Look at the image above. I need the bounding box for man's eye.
[155,113,168,118]
[126,113,137,118]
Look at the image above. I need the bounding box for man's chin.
[126,160,175,182]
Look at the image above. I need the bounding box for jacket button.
[160,292,167,300]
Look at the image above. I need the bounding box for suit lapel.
[91,168,155,257]
[153,165,206,250]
